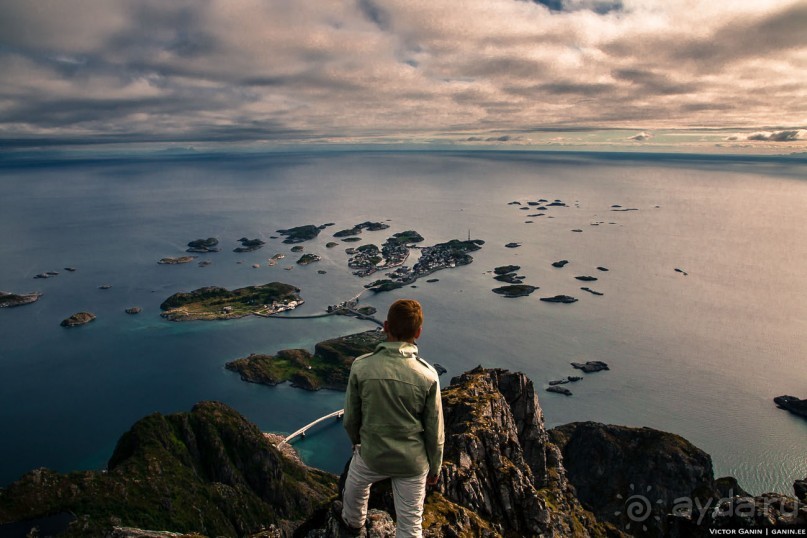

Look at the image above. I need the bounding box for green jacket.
[343,341,444,477]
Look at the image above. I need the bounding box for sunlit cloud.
[0,0,804,148]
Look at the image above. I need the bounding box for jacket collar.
[376,341,419,358]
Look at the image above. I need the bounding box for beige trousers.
[342,447,429,538]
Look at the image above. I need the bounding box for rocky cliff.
[0,402,335,537]
[1,369,805,538]
[301,367,622,538]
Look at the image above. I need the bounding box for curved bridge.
[278,409,345,446]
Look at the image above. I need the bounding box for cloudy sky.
[1,0,805,152]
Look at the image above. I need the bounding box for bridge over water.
[277,409,345,446]
[255,290,384,326]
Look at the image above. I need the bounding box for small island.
[160,282,303,321]
[492,265,523,284]
[333,221,390,237]
[581,287,604,296]
[492,284,538,298]
[61,312,96,327]
[225,329,386,391]
[276,224,326,244]
[494,265,520,275]
[364,237,483,292]
[186,237,220,253]
[571,360,609,373]
[0,291,42,308]
[296,253,321,265]
[540,295,578,303]
[234,238,265,253]
[158,256,197,265]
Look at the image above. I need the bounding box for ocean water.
[0,150,805,495]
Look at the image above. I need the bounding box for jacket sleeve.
[423,377,444,476]
[343,368,362,445]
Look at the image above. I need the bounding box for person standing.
[341,299,444,537]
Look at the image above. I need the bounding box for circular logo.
[614,484,664,531]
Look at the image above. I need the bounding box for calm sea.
[0,149,805,495]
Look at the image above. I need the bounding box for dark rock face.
[305,368,619,537]
[774,395,807,419]
[4,367,803,538]
[125,307,142,315]
[552,260,569,268]
[0,402,336,537]
[547,386,572,396]
[795,478,807,502]
[550,422,722,537]
[668,493,807,536]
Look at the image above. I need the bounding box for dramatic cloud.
[0,0,804,147]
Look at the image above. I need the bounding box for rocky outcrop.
[225,330,386,391]
[2,368,804,538]
[234,238,267,252]
[0,290,42,307]
[186,237,220,253]
[0,402,336,537]
[548,423,806,536]
[774,395,807,419]
[571,361,609,373]
[540,295,578,304]
[303,367,621,537]
[493,265,521,275]
[158,256,197,264]
[277,225,325,244]
[549,422,716,536]
[795,477,807,502]
[667,493,807,536]
[492,284,538,297]
[60,311,96,327]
